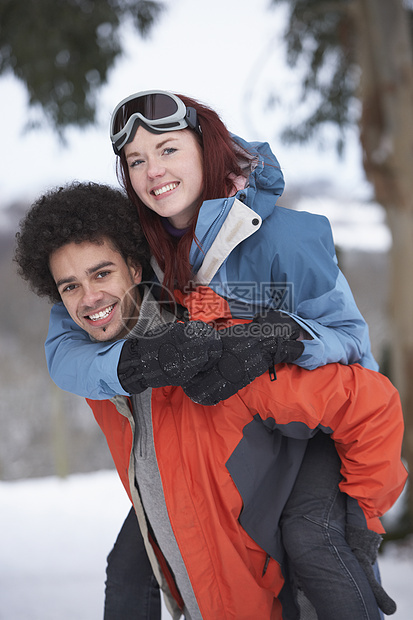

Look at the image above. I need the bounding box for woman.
[45,91,395,618]
[46,90,377,397]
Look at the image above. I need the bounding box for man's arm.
[46,303,223,399]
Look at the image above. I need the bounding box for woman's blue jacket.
[45,135,377,399]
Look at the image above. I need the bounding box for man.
[14,181,304,619]
[15,182,406,619]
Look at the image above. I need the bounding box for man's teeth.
[88,305,114,321]
[153,183,178,196]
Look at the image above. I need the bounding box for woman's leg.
[280,432,381,620]
[104,507,161,620]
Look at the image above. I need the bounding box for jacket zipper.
[262,554,271,577]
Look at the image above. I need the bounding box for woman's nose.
[147,158,166,179]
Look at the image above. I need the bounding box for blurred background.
[0,0,412,617]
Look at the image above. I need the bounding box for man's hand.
[117,321,222,394]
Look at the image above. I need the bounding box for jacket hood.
[191,135,285,271]
[231,133,285,204]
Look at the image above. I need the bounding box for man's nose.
[80,284,104,310]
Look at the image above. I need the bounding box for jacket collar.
[127,285,176,338]
[190,135,284,272]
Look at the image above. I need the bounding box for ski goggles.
[110,90,201,155]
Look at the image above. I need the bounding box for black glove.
[117,321,222,394]
[250,310,304,370]
[346,524,397,615]
[183,313,304,406]
[251,309,303,341]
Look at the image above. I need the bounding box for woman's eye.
[129,158,144,168]
[163,147,177,156]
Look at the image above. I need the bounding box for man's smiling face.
[49,238,142,341]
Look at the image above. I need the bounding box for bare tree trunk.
[355,0,413,513]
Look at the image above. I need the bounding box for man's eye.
[97,271,110,279]
[62,284,77,293]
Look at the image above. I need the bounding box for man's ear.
[128,258,143,284]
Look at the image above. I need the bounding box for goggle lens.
[110,90,198,155]
[114,93,179,130]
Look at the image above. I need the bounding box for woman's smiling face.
[124,126,204,229]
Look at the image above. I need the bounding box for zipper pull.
[269,364,277,381]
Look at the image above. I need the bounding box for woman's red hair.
[116,94,243,293]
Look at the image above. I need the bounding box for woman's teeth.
[88,305,114,321]
[153,183,178,196]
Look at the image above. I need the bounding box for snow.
[0,471,170,619]
[0,470,412,619]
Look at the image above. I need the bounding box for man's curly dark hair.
[15,182,152,304]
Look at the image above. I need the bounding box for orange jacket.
[87,288,407,619]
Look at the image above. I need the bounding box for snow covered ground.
[1,470,412,619]
[0,471,169,620]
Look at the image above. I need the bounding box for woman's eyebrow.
[155,137,178,150]
[126,137,178,159]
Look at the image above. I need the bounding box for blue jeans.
[104,507,161,620]
[280,431,382,620]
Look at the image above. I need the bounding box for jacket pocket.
[256,553,283,595]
